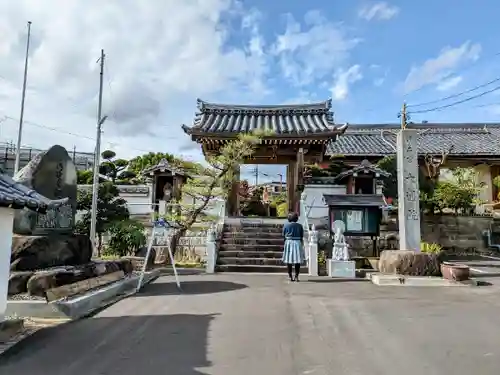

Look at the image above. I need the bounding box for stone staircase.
[216,221,308,273]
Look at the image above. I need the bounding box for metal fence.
[0,142,94,176]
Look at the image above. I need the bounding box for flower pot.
[441,263,470,281]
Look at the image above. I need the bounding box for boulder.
[8,271,34,295]
[10,234,92,271]
[378,250,441,276]
[121,256,154,271]
[26,269,90,297]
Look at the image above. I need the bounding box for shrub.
[277,202,288,218]
[105,220,147,257]
[420,242,442,254]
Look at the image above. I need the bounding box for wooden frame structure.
[182,99,347,215]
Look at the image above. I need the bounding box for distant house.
[327,123,500,204]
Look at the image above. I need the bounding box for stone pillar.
[308,224,318,276]
[205,224,217,274]
[397,129,421,251]
[0,208,14,321]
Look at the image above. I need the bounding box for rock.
[115,258,134,275]
[121,256,153,271]
[378,250,441,276]
[10,233,92,271]
[8,271,34,295]
[12,145,77,236]
[26,269,89,297]
[134,247,157,268]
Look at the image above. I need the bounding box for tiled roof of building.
[335,159,391,181]
[141,159,187,176]
[327,123,500,156]
[323,194,385,207]
[0,174,68,212]
[182,99,347,136]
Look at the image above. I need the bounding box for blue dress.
[281,222,306,264]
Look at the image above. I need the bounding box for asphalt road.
[2,274,500,375]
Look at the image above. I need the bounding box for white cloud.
[358,2,399,21]
[403,41,481,93]
[331,65,363,100]
[272,10,361,87]
[0,0,272,161]
[436,75,463,91]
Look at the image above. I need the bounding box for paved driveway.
[2,274,500,375]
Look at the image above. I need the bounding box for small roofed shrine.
[142,159,189,212]
[182,99,347,215]
[334,159,390,195]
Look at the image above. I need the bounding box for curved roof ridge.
[196,98,332,113]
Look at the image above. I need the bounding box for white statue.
[332,220,349,261]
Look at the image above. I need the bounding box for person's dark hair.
[287,212,299,222]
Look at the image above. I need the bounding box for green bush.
[104,220,147,257]
[277,202,288,218]
[420,242,442,254]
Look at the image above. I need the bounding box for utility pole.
[90,49,106,254]
[277,173,283,192]
[254,165,259,186]
[14,21,32,174]
[400,102,407,129]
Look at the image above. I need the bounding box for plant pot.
[441,263,470,281]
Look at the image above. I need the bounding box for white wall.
[302,184,346,219]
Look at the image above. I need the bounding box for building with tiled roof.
[182,98,348,215]
[327,123,500,158]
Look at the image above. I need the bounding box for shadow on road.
[136,280,248,296]
[0,313,217,375]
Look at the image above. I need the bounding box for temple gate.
[182,99,346,216]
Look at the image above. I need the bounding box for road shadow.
[0,313,217,375]
[136,280,248,297]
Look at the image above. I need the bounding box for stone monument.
[396,129,421,251]
[327,220,355,278]
[13,145,77,235]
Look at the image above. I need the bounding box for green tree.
[433,167,485,214]
[100,150,135,183]
[77,169,93,184]
[165,132,262,259]
[75,181,130,255]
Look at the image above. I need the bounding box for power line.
[408,84,500,114]
[407,76,500,108]
[403,50,500,98]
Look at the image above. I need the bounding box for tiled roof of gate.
[327,123,500,156]
[182,99,347,136]
[0,173,68,212]
[323,194,386,207]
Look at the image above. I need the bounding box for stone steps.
[217,221,307,273]
[218,250,283,258]
[220,241,283,248]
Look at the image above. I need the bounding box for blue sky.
[1,1,500,183]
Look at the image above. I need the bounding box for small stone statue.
[332,221,349,261]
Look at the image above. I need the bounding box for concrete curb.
[371,273,474,287]
[5,269,162,320]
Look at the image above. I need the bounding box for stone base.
[378,250,440,276]
[0,319,24,343]
[371,274,470,287]
[327,260,356,278]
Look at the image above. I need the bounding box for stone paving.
[1,274,500,374]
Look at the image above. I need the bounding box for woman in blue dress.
[282,212,306,282]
